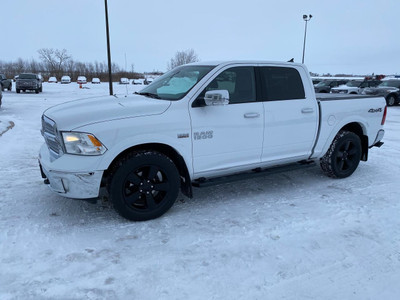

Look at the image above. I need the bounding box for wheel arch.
[103,143,193,198]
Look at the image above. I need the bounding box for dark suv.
[16,73,43,94]
[0,74,12,91]
[314,80,348,93]
[362,79,400,106]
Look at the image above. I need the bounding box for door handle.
[301,108,314,114]
[244,113,260,118]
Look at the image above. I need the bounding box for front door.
[189,66,264,177]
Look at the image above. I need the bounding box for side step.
[192,160,316,188]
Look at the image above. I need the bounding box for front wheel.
[320,131,362,178]
[109,151,180,221]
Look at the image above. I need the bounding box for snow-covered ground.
[0,83,399,299]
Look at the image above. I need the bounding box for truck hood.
[44,94,171,130]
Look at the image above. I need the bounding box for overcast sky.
[2,0,399,75]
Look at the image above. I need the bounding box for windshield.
[315,81,329,87]
[19,74,36,79]
[346,81,362,87]
[378,80,400,88]
[138,65,215,100]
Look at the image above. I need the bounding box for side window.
[259,67,305,101]
[198,67,256,104]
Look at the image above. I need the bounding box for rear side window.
[259,67,305,101]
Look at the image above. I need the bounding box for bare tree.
[167,49,199,70]
[14,58,26,75]
[54,49,71,75]
[38,48,71,78]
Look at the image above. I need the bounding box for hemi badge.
[177,133,189,139]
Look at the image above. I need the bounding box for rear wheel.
[35,88,39,94]
[39,86,42,92]
[386,95,396,106]
[16,89,20,93]
[320,131,362,178]
[109,151,180,221]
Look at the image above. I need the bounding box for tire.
[16,89,20,94]
[386,95,396,106]
[8,84,12,91]
[109,151,180,221]
[35,89,39,94]
[39,86,42,92]
[320,131,362,178]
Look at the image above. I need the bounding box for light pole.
[104,0,113,95]
[302,14,312,64]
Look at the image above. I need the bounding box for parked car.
[48,77,58,83]
[331,80,381,94]
[144,78,154,85]
[0,74,12,91]
[362,79,400,106]
[61,75,71,84]
[16,73,43,94]
[77,76,87,84]
[312,78,323,86]
[91,78,101,84]
[132,79,142,85]
[119,77,129,84]
[314,80,349,93]
[39,60,386,221]
[0,88,2,107]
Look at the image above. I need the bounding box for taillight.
[381,105,387,125]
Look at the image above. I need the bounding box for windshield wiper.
[134,91,160,99]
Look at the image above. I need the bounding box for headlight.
[62,132,107,155]
[385,88,399,93]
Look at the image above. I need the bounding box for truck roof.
[187,60,305,68]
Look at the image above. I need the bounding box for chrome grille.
[41,115,63,159]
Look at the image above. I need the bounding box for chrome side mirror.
[204,90,230,106]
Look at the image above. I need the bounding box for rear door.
[259,65,319,163]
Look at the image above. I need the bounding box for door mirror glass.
[204,90,230,106]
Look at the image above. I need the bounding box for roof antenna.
[288,58,294,62]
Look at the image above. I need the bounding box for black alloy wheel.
[320,131,362,178]
[109,151,180,221]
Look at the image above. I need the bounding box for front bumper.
[39,144,104,199]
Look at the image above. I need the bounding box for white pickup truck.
[39,61,387,221]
